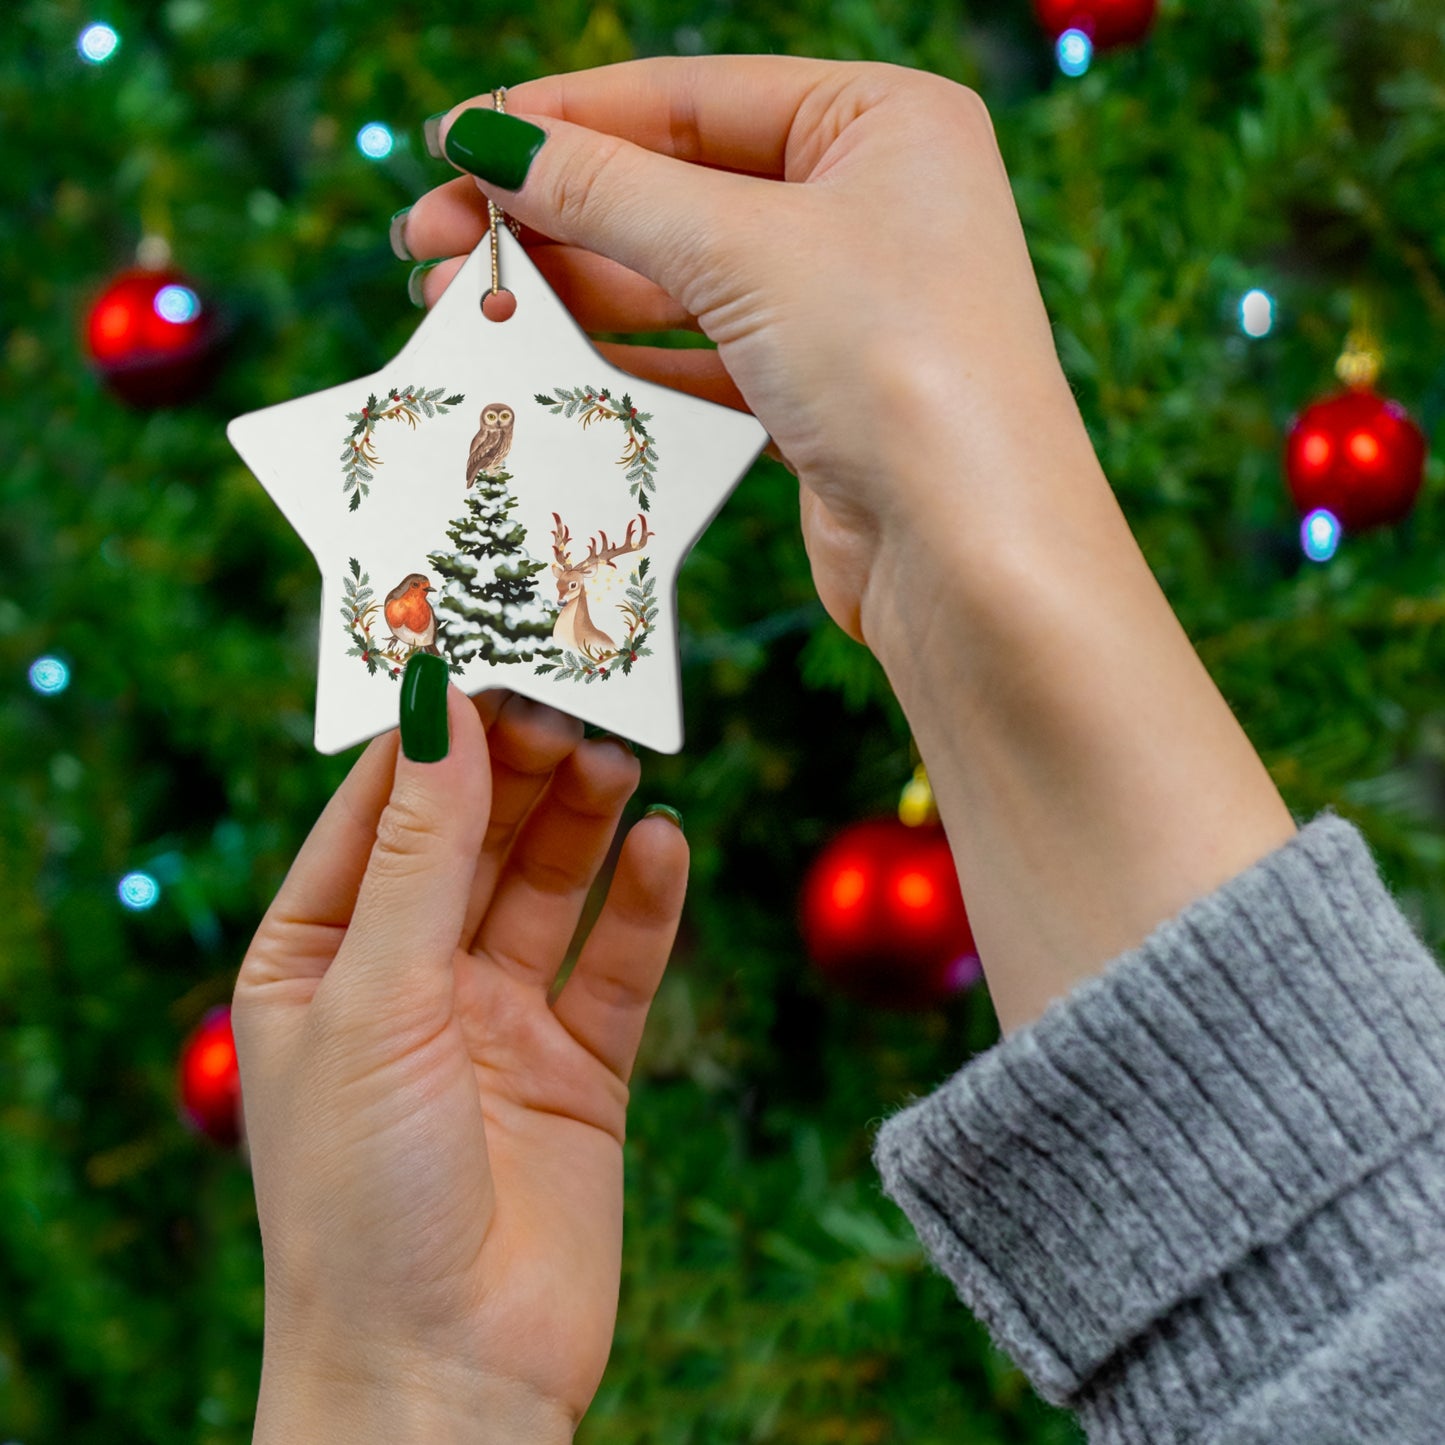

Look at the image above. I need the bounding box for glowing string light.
[1301,508,1341,563]
[28,657,70,695]
[118,871,161,910]
[1057,28,1093,76]
[154,284,201,324]
[78,22,120,64]
[1240,289,1275,338]
[356,122,395,160]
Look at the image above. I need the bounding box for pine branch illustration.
[339,383,465,512]
[535,382,660,506]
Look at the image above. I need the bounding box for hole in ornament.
[482,289,516,323]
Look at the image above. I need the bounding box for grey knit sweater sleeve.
[871,812,1445,1442]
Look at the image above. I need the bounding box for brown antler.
[551,512,574,567]
[580,514,654,572]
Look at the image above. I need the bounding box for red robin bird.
[383,573,441,655]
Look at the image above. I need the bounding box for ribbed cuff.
[871,813,1445,1417]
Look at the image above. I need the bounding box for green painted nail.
[389,206,413,262]
[407,259,443,308]
[400,652,449,762]
[644,803,683,832]
[423,112,447,159]
[443,107,546,192]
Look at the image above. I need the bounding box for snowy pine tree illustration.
[428,469,558,665]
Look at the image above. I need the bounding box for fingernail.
[407,260,443,308]
[423,112,447,159]
[597,732,636,755]
[400,653,449,762]
[443,107,546,192]
[389,206,413,261]
[644,803,683,832]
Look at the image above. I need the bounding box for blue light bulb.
[1301,508,1341,563]
[118,872,161,910]
[154,284,201,324]
[357,123,395,160]
[1057,29,1093,77]
[28,657,70,695]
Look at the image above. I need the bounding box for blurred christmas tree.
[3,0,1445,1441]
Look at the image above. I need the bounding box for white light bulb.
[1240,288,1275,338]
[78,22,120,64]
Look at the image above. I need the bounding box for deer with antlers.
[550,511,654,660]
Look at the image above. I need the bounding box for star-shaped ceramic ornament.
[227,228,768,754]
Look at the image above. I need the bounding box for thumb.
[437,104,764,319]
[323,657,490,1026]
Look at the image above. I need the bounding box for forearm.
[859,387,1296,1033]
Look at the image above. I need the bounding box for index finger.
[496,55,852,179]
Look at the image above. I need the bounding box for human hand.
[233,684,688,1442]
[400,56,1099,645]
[398,58,1293,1053]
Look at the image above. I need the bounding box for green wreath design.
[341,384,465,512]
[534,385,658,512]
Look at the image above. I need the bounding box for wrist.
[857,370,1119,677]
[254,1348,575,1445]
[850,330,1107,644]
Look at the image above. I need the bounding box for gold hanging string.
[487,87,523,303]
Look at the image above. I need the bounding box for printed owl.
[465,402,515,486]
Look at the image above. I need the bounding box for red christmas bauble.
[799,818,981,1010]
[178,1006,243,1147]
[1285,388,1427,533]
[1033,0,1158,48]
[85,267,219,407]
